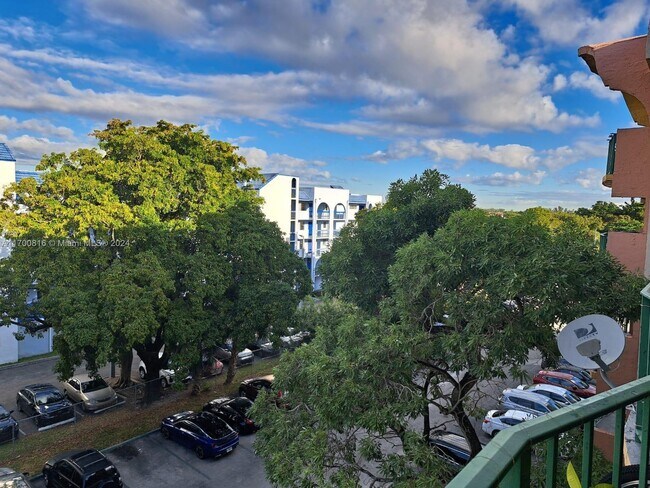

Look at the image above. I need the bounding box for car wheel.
[161,427,170,439]
[239,389,247,398]
[195,445,205,459]
[161,377,168,389]
[43,473,50,487]
[491,430,500,438]
[139,367,146,380]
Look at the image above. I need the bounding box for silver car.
[62,374,118,412]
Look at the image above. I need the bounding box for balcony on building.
[333,203,346,220]
[317,203,330,219]
[316,228,330,238]
[602,132,616,188]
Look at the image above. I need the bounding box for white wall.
[259,175,297,240]
[0,324,18,364]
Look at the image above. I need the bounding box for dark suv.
[429,432,483,470]
[43,449,122,487]
[239,375,274,401]
[16,384,75,428]
[0,404,18,444]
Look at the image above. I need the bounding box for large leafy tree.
[576,199,644,233]
[0,119,260,386]
[254,210,644,485]
[319,169,474,313]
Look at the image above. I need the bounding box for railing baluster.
[545,436,558,487]
[581,420,594,488]
[500,445,531,487]
[640,397,650,488]
[612,407,625,488]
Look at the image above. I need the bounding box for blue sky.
[0,0,648,209]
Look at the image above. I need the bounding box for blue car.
[0,404,18,444]
[160,411,239,459]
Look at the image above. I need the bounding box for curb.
[0,355,59,372]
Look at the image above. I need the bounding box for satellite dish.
[557,314,625,371]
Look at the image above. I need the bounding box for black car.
[16,384,75,429]
[429,433,483,470]
[0,404,18,444]
[202,397,258,434]
[43,449,122,488]
[0,467,32,487]
[238,375,274,401]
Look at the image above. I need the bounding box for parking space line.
[18,429,26,436]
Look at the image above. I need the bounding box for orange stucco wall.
[611,127,650,200]
[607,231,647,274]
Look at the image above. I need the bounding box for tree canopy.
[254,206,644,486]
[0,119,308,389]
[576,200,644,233]
[319,169,474,313]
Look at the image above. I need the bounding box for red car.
[533,370,596,398]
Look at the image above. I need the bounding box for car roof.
[503,410,534,421]
[537,370,576,380]
[525,383,572,396]
[430,433,470,450]
[69,449,112,473]
[243,375,274,383]
[66,374,103,382]
[502,388,554,403]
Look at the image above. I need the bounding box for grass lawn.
[0,358,279,476]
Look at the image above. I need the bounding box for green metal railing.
[599,232,608,252]
[606,133,617,175]
[449,283,650,487]
[448,376,650,487]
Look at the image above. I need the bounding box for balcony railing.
[603,132,617,188]
[334,212,346,220]
[448,374,650,487]
[317,212,330,219]
[316,229,330,238]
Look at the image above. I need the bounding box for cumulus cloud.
[553,72,619,102]
[0,116,74,139]
[465,170,546,186]
[505,0,647,47]
[72,0,598,133]
[237,146,336,186]
[366,136,607,171]
[0,134,89,165]
[575,167,609,191]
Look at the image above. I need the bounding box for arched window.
[317,203,330,219]
[334,203,346,220]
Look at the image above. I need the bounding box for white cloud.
[72,0,598,133]
[505,0,647,47]
[0,116,74,139]
[237,146,336,186]
[466,170,546,186]
[0,134,89,165]
[553,71,619,102]
[575,167,609,191]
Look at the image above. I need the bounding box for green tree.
[575,199,644,233]
[254,210,644,486]
[0,119,260,387]
[319,169,474,313]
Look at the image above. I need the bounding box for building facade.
[252,173,382,289]
[0,143,53,364]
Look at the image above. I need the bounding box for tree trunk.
[114,349,133,389]
[450,374,482,457]
[422,372,434,439]
[224,342,238,385]
[136,348,164,405]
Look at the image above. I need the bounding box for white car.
[482,409,535,437]
[138,360,175,388]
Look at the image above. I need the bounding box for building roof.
[16,170,42,184]
[349,194,367,204]
[244,173,279,190]
[0,143,15,162]
[299,187,314,201]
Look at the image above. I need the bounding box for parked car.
[202,397,258,434]
[482,410,535,437]
[0,404,18,444]
[280,327,307,350]
[428,432,483,470]
[533,370,596,398]
[0,467,32,487]
[16,384,74,428]
[62,375,118,412]
[246,338,279,358]
[160,411,239,459]
[43,449,122,488]
[138,359,176,388]
[239,375,275,401]
[499,388,560,416]
[553,366,595,385]
[516,384,581,407]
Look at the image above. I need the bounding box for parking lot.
[29,431,271,488]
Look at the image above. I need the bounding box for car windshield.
[196,417,230,439]
[35,391,63,405]
[229,397,253,414]
[571,377,589,389]
[0,410,9,421]
[547,400,559,411]
[81,378,109,393]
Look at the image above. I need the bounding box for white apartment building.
[0,143,53,364]
[251,173,382,290]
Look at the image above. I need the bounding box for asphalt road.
[28,431,271,488]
